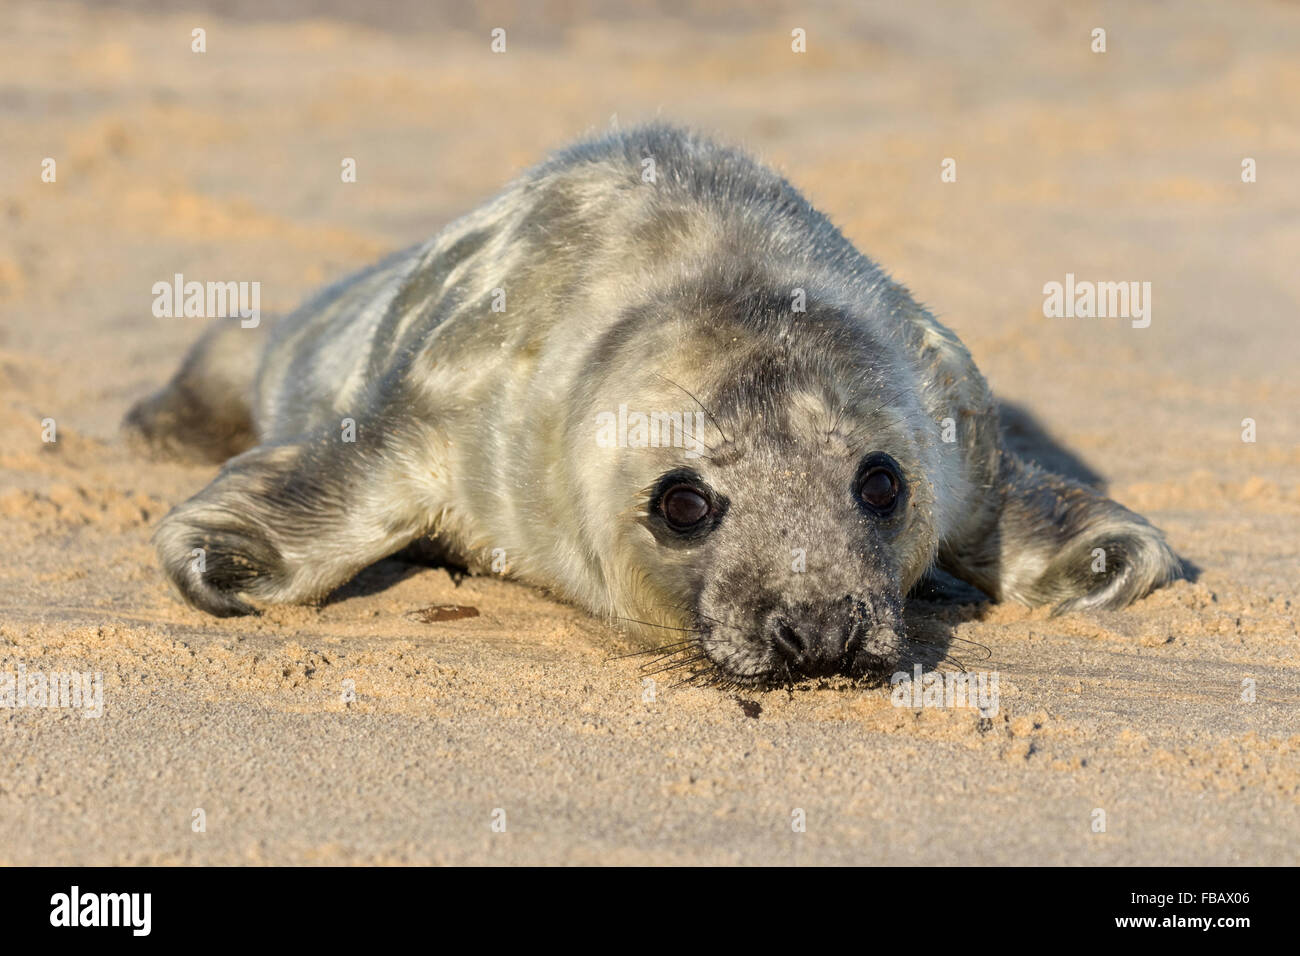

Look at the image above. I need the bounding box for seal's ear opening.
[940,451,1185,613]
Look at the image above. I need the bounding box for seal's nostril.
[770,619,805,661]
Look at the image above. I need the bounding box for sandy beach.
[1,0,1297,864]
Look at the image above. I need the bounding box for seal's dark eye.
[660,484,711,530]
[855,455,904,516]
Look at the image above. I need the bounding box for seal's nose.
[766,613,849,676]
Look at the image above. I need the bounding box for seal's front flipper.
[152,425,441,616]
[939,450,1183,613]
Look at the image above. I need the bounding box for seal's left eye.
[661,484,711,530]
[854,454,904,516]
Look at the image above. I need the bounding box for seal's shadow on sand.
[324,537,468,605]
[997,402,1108,490]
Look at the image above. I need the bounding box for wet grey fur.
[125,124,1183,685]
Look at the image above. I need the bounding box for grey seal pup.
[126,124,1182,686]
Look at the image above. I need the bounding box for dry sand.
[1,0,1297,864]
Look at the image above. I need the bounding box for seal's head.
[576,281,945,686]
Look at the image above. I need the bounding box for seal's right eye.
[660,484,711,530]
[648,471,727,541]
